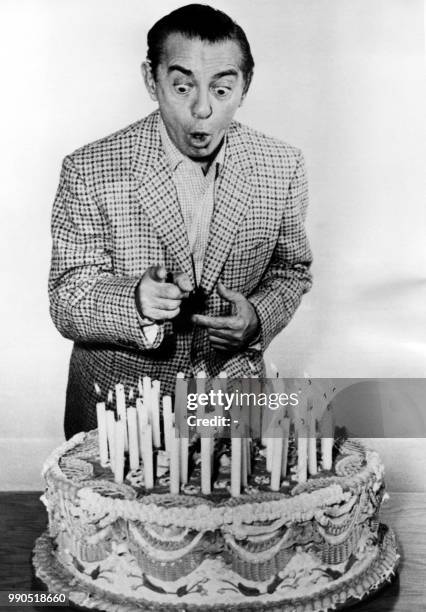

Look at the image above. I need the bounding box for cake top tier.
[43,430,383,522]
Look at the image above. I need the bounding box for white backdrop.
[0,0,425,489]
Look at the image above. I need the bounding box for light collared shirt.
[140,118,225,344]
[159,117,225,285]
[141,119,260,355]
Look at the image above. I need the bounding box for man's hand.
[192,282,260,354]
[136,265,192,322]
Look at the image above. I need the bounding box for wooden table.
[1,492,425,611]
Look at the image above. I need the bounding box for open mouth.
[189,132,211,147]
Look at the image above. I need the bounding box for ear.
[238,93,245,108]
[141,61,157,102]
[240,72,252,105]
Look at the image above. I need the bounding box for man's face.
[144,33,246,161]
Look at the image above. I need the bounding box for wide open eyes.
[172,81,233,99]
[212,85,232,99]
[173,82,193,95]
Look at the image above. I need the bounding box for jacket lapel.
[130,112,195,284]
[200,126,255,294]
[130,113,254,292]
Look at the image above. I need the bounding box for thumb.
[148,265,167,282]
[174,272,193,293]
[217,281,245,305]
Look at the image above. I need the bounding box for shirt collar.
[159,116,226,175]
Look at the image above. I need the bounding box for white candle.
[295,387,309,484]
[162,395,173,453]
[142,376,152,432]
[136,397,148,460]
[261,410,268,447]
[127,407,139,471]
[261,382,274,454]
[115,383,128,451]
[281,415,290,478]
[321,437,333,471]
[174,373,187,438]
[308,406,317,475]
[270,436,283,491]
[106,410,116,469]
[169,426,180,494]
[266,438,273,472]
[114,418,125,484]
[270,378,285,479]
[136,396,149,424]
[201,436,211,495]
[196,371,207,436]
[142,423,154,489]
[142,376,151,404]
[151,380,161,448]
[246,438,252,476]
[96,401,109,466]
[241,437,248,487]
[231,437,242,497]
[297,423,308,484]
[248,377,261,439]
[321,401,333,470]
[180,437,189,484]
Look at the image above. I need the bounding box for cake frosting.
[34,429,399,611]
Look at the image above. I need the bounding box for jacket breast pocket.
[231,236,271,255]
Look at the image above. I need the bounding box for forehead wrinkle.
[167,62,240,82]
[161,35,243,81]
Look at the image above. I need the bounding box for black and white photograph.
[0,1,425,610]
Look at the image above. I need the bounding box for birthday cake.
[33,380,399,611]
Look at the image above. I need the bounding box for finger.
[152,297,182,311]
[208,328,239,341]
[192,314,241,330]
[217,281,246,305]
[148,265,167,282]
[146,307,180,321]
[209,335,240,348]
[156,283,185,300]
[210,341,236,355]
[174,272,193,294]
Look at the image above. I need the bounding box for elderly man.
[49,4,312,438]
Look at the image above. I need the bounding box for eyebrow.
[212,69,239,80]
[167,65,239,80]
[168,64,192,76]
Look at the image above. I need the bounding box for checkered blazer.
[49,110,312,437]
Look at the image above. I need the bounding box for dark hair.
[147,4,254,93]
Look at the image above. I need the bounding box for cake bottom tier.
[33,524,399,612]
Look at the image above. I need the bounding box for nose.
[191,88,212,119]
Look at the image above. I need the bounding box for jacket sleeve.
[248,151,313,351]
[48,155,164,350]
